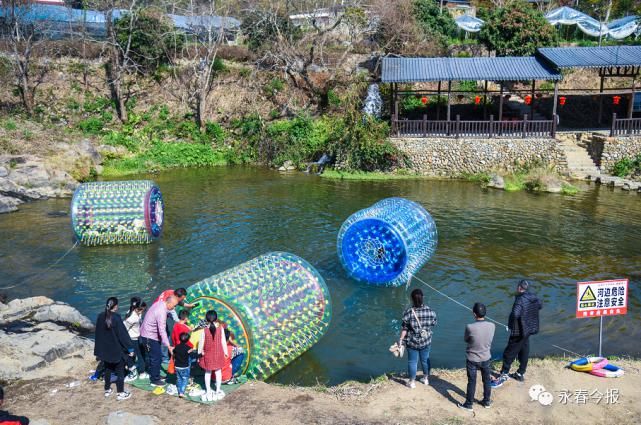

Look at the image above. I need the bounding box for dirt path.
[4,357,640,425]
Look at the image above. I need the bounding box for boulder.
[0,166,8,177]
[32,303,95,332]
[106,411,160,425]
[487,174,505,190]
[545,180,563,193]
[76,139,102,164]
[0,194,22,213]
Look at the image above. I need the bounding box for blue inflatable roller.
[337,198,438,287]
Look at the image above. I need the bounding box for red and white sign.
[576,279,628,318]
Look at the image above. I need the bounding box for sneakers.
[490,374,509,388]
[104,389,113,397]
[201,390,216,402]
[166,385,178,396]
[138,372,149,380]
[457,402,473,412]
[150,379,166,387]
[480,400,492,409]
[124,372,138,383]
[216,390,225,400]
[117,391,131,401]
[408,380,416,389]
[89,372,100,382]
[510,372,525,382]
[420,376,429,386]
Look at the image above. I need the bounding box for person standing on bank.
[94,297,134,401]
[492,279,542,388]
[458,303,495,411]
[140,295,179,387]
[399,288,437,388]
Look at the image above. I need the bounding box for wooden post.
[628,76,636,119]
[530,80,536,119]
[523,114,528,138]
[490,115,494,138]
[394,101,399,136]
[552,81,559,121]
[611,112,616,137]
[423,114,427,138]
[456,114,460,139]
[598,74,605,125]
[389,83,395,122]
[437,81,442,121]
[483,80,489,120]
[499,83,504,122]
[447,80,452,122]
[552,114,557,138]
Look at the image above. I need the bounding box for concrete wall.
[391,137,567,177]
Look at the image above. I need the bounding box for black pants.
[500,335,530,375]
[104,359,125,393]
[465,359,491,405]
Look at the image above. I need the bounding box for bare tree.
[0,0,53,115]
[166,1,236,131]
[249,0,369,110]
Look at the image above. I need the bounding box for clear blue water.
[1,167,640,385]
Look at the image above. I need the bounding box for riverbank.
[4,356,640,425]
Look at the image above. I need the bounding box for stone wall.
[391,137,567,176]
[586,135,641,173]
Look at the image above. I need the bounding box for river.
[1,167,640,385]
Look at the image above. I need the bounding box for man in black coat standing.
[492,280,542,388]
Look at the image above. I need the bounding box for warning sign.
[576,279,628,318]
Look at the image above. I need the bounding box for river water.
[1,167,640,385]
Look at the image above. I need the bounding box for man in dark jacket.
[491,280,542,388]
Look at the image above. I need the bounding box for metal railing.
[610,113,641,136]
[391,114,556,139]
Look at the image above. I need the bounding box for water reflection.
[0,167,639,385]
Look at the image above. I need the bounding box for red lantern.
[559,96,566,106]
[524,95,532,105]
[474,95,481,105]
[613,95,621,105]
[421,96,428,105]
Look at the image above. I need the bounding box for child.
[222,328,245,384]
[173,332,194,398]
[124,297,147,381]
[171,309,193,348]
[198,310,228,402]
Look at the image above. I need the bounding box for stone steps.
[587,174,641,193]
[558,141,600,180]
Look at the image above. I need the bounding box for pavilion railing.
[610,113,641,136]
[392,114,557,139]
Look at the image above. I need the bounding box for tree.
[241,9,300,52]
[479,0,558,56]
[413,0,457,40]
[249,0,370,111]
[166,1,235,131]
[0,0,52,115]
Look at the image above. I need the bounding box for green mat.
[128,364,245,405]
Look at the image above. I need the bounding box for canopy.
[455,15,483,33]
[545,6,639,40]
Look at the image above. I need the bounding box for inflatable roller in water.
[71,180,164,246]
[186,252,332,380]
[337,197,438,287]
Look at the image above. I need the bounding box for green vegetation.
[413,0,457,39]
[479,1,558,56]
[321,170,422,180]
[461,172,491,184]
[612,154,641,178]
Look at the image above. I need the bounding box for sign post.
[576,279,628,357]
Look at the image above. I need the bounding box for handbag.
[412,308,429,339]
[389,342,405,358]
[167,356,176,374]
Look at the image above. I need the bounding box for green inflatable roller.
[186,252,332,380]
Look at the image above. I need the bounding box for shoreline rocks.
[0,296,95,382]
[0,139,103,214]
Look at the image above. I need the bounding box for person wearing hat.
[492,279,543,388]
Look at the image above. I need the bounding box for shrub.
[337,115,403,172]
[612,155,641,177]
[263,78,284,97]
[77,117,106,135]
[479,1,558,56]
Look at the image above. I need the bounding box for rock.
[0,166,8,177]
[545,180,563,193]
[106,411,160,425]
[32,303,95,332]
[278,166,287,171]
[30,420,52,425]
[0,297,95,382]
[0,194,22,213]
[76,139,102,164]
[487,174,505,189]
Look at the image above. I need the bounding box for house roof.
[537,46,641,68]
[381,56,562,83]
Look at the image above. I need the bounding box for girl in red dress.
[197,310,228,401]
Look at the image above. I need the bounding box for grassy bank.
[464,166,580,195]
[320,169,424,180]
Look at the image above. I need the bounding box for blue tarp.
[0,4,239,38]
